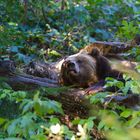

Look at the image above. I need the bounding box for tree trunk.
[0,60,140,116]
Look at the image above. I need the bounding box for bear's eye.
[77,60,82,64]
[63,56,68,60]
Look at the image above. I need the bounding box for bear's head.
[60,49,101,87]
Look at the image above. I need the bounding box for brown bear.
[60,48,123,88]
[25,47,137,93]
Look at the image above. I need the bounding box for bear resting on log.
[0,41,140,115]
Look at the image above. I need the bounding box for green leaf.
[33,99,63,116]
[90,92,108,104]
[50,117,60,124]
[86,120,94,131]
[136,55,140,61]
[48,50,61,57]
[30,134,47,140]
[126,117,140,128]
[0,118,7,125]
[10,46,19,53]
[120,109,132,118]
[21,100,33,114]
[20,115,36,136]
[4,138,22,140]
[98,121,105,130]
[7,119,20,136]
[72,118,81,125]
[87,0,95,5]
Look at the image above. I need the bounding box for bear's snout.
[66,61,75,69]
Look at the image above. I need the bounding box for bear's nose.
[67,61,75,69]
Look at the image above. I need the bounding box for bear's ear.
[63,56,68,60]
[79,49,88,54]
[89,48,100,58]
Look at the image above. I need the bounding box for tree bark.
[0,60,140,116]
[84,34,140,55]
[84,41,132,55]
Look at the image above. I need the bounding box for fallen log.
[0,60,140,116]
[1,37,140,115]
[84,41,131,55]
[84,34,140,55]
[0,60,59,90]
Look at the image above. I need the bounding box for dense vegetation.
[0,0,140,139]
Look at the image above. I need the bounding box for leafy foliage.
[0,0,140,139]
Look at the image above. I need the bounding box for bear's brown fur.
[26,47,136,89]
[60,51,98,87]
[60,48,122,87]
